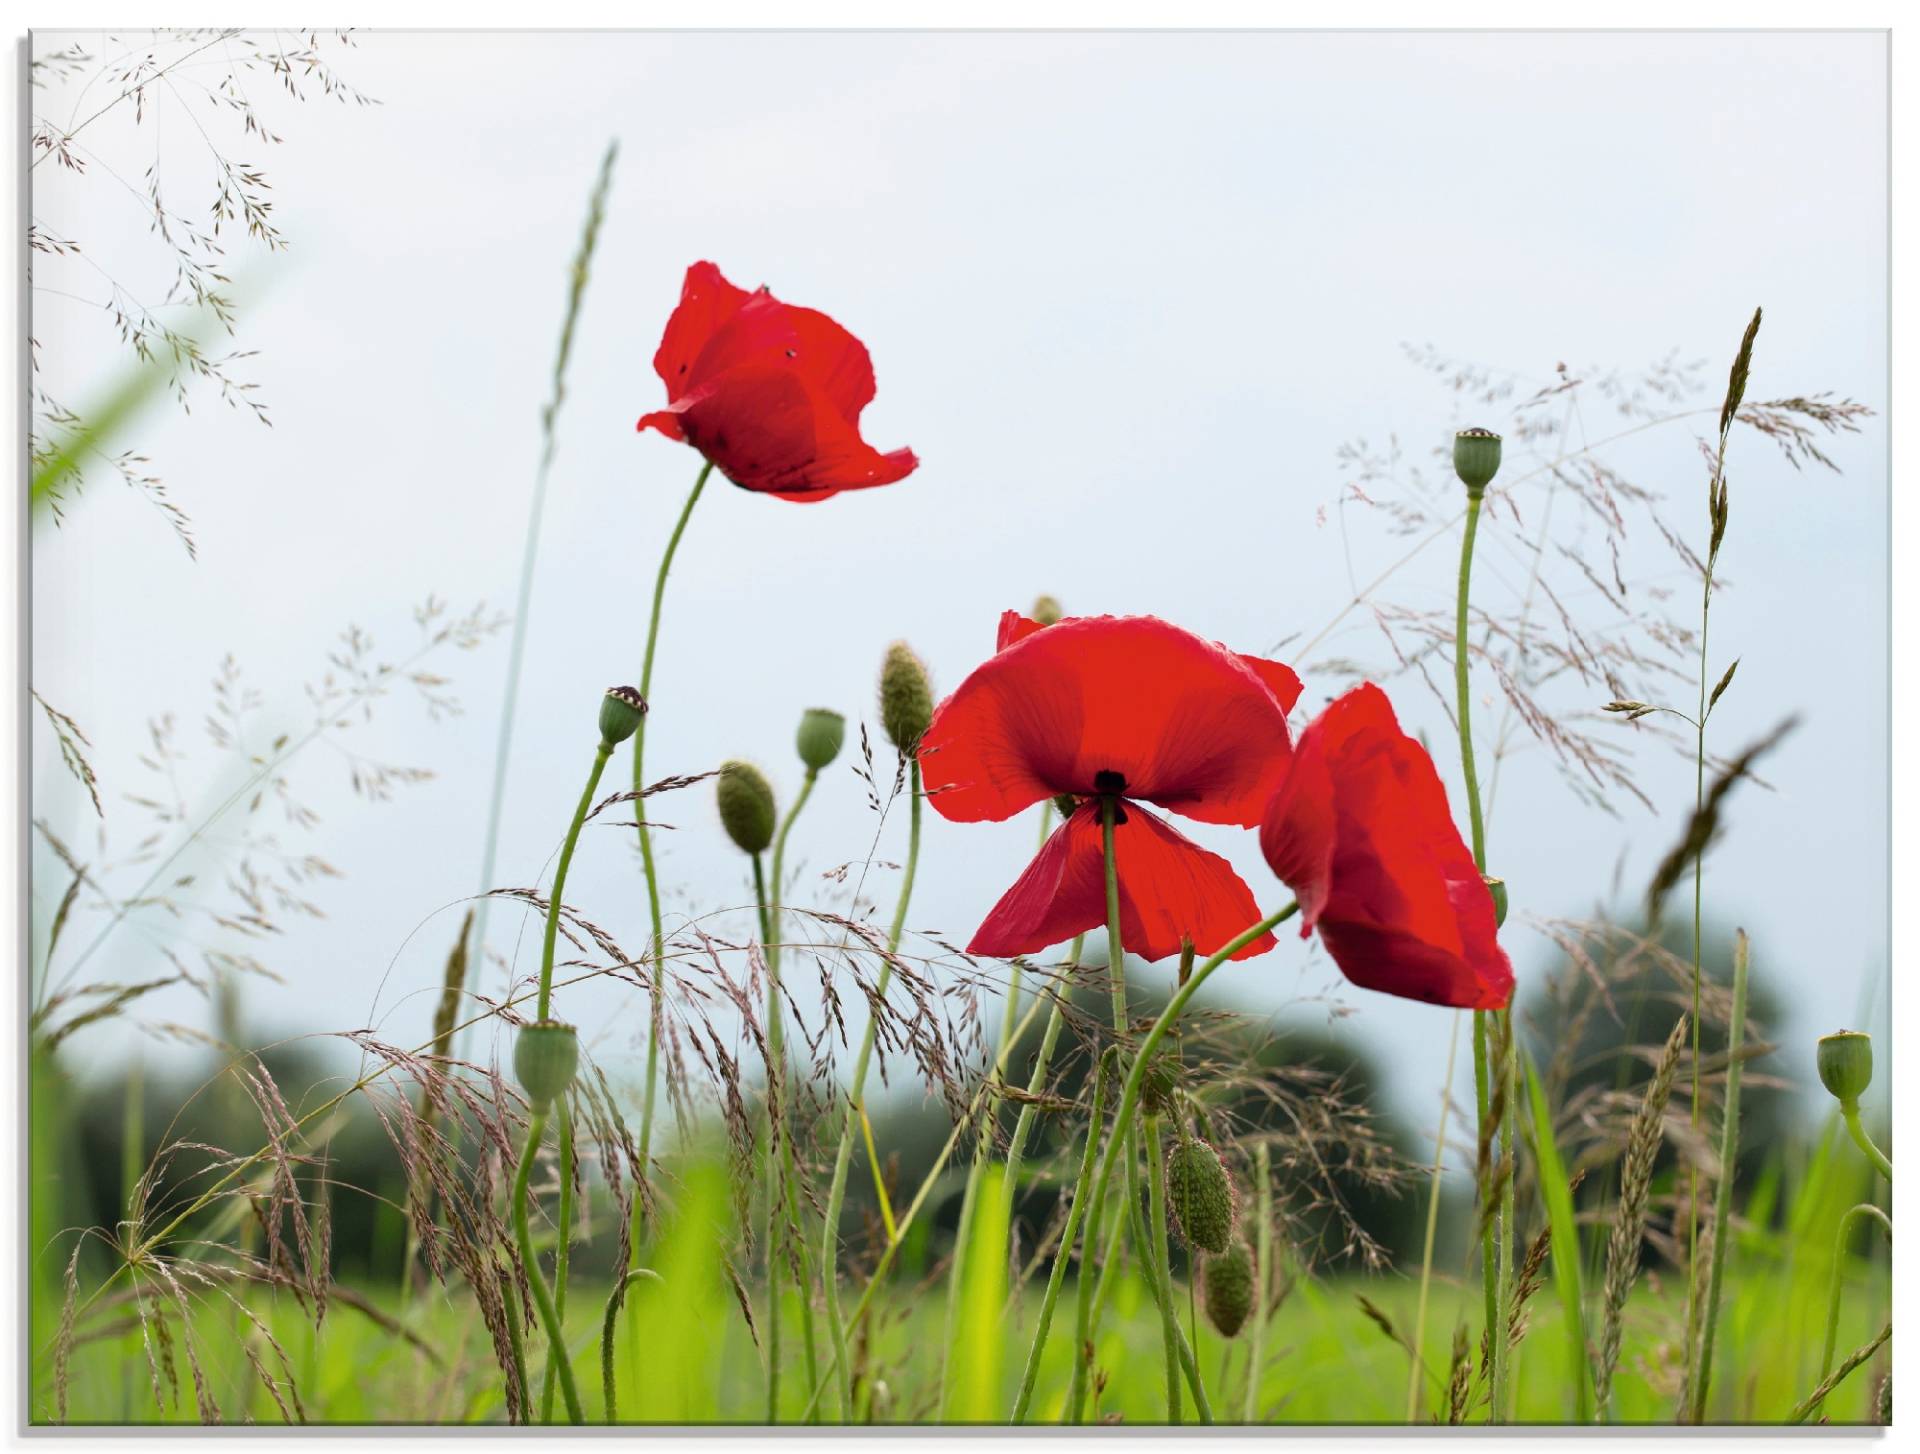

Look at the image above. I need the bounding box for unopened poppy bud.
[1483,875,1509,928]
[1453,427,1503,496]
[796,707,846,772]
[879,641,933,754]
[1165,1137,1237,1254]
[716,760,777,855]
[1817,1030,1873,1107]
[514,1019,579,1111]
[1030,595,1063,627]
[1203,1242,1256,1338]
[598,685,647,746]
[1051,793,1078,821]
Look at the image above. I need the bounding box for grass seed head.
[715,760,777,855]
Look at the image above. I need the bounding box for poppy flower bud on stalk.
[514,1019,580,1112]
[796,707,846,772]
[879,641,934,754]
[1453,426,1503,497]
[1030,595,1064,627]
[716,760,778,855]
[598,685,647,746]
[1817,1030,1873,1107]
[1165,1136,1236,1254]
[1203,1242,1256,1338]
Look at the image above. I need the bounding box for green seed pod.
[1165,1137,1236,1255]
[514,1019,579,1111]
[1453,426,1503,496]
[1030,595,1064,627]
[1483,874,1509,929]
[1817,1030,1873,1107]
[878,641,934,754]
[715,760,777,855]
[598,685,647,746]
[1203,1242,1256,1338]
[1139,1055,1179,1119]
[796,707,846,772]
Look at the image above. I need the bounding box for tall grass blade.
[1688,929,1750,1423]
[1522,1049,1590,1421]
[947,1164,1008,1422]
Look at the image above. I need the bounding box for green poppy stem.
[511,1108,584,1424]
[821,758,922,1419]
[1813,1202,1891,1421]
[1842,1103,1893,1183]
[538,740,611,1020]
[1454,483,1509,1420]
[627,457,713,1364]
[538,1097,574,1423]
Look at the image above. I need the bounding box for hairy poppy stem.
[538,740,612,1021]
[1033,877,1296,1426]
[539,1097,574,1423]
[940,802,1052,1417]
[1454,483,1509,1420]
[758,770,824,1421]
[1813,1202,1890,1421]
[1145,1113,1184,1423]
[821,758,922,1420]
[511,1109,584,1424]
[628,458,713,1346]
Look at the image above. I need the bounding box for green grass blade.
[1522,1048,1591,1422]
[947,1164,1008,1422]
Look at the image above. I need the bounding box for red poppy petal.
[922,615,1295,826]
[967,801,1275,963]
[675,365,917,500]
[996,610,1046,652]
[651,262,755,400]
[1261,683,1513,1010]
[966,802,1107,958]
[1115,804,1275,962]
[781,305,879,423]
[1239,654,1304,715]
[636,406,688,443]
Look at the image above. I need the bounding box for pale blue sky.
[30,30,1888,1146]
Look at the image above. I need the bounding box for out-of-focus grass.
[42,1134,1887,1427]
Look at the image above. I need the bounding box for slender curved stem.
[1145,1115,1183,1423]
[1814,1202,1891,1420]
[1030,899,1298,1425]
[940,805,1050,1416]
[1009,1051,1111,1423]
[600,1268,662,1422]
[1455,485,1504,1416]
[502,1266,531,1423]
[511,1110,584,1424]
[1000,935,1083,1236]
[539,1097,575,1423]
[1244,1140,1272,1423]
[538,742,611,1020]
[1689,931,1749,1423]
[1842,1104,1893,1183]
[1790,1322,1891,1425]
[762,785,826,1417]
[751,852,786,1422]
[1406,1010,1463,1421]
[821,759,922,1419]
[631,457,714,1232]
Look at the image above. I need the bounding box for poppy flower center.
[1093,769,1127,795]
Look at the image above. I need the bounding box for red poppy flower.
[636,261,918,504]
[922,612,1303,962]
[1259,683,1513,1010]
